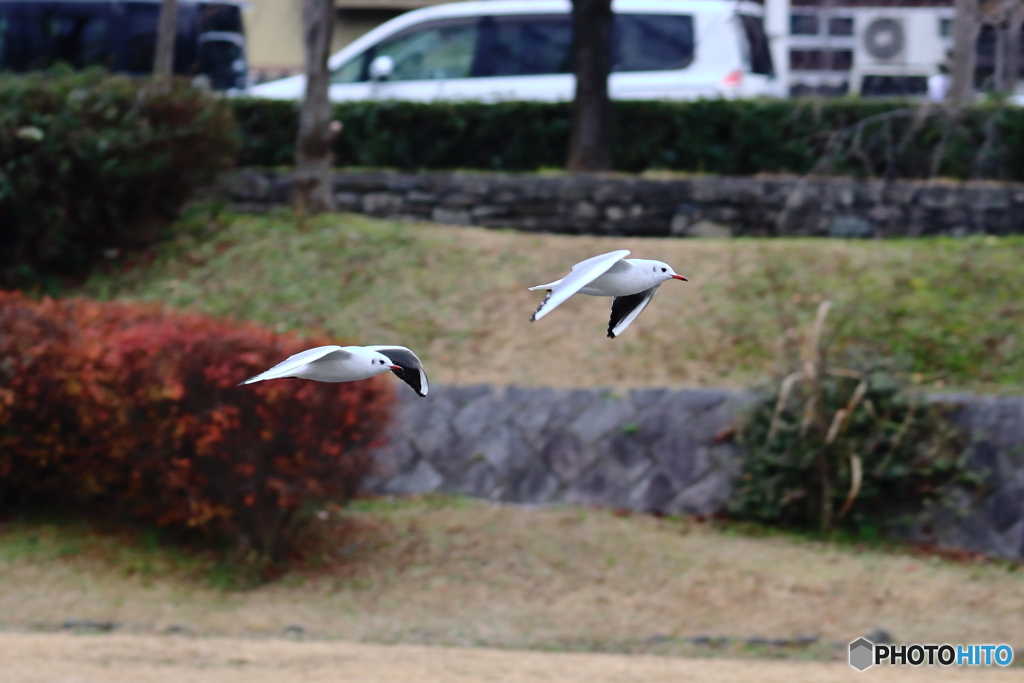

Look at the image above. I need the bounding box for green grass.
[81,208,1024,392]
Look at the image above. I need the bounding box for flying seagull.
[529,250,687,338]
[238,345,428,397]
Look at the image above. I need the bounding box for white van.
[250,0,781,102]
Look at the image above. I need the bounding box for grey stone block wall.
[365,385,1024,560]
[899,395,1024,560]
[222,169,1024,238]
[366,385,752,516]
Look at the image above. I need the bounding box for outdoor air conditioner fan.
[863,17,905,60]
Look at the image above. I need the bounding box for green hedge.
[232,97,1024,180]
[1,71,239,290]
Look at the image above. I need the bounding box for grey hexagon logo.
[849,638,875,671]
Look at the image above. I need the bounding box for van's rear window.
[739,14,773,76]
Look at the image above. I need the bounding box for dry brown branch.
[838,454,863,519]
[843,379,868,419]
[766,371,803,444]
[825,408,847,445]
[801,300,833,382]
[800,393,818,439]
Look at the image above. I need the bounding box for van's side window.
[332,12,699,83]
[332,17,478,82]
[472,15,572,76]
[613,14,694,72]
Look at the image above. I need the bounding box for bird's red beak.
[390,365,402,370]
[671,275,688,281]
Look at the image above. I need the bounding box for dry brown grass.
[2,498,1023,654]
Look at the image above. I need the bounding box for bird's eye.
[661,267,667,272]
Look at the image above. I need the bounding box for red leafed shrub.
[0,291,393,559]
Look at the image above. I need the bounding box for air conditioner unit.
[852,8,953,72]
[863,17,906,63]
[785,5,955,97]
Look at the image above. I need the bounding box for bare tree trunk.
[153,0,179,76]
[948,0,981,101]
[1001,1,1024,93]
[567,0,613,172]
[294,0,337,216]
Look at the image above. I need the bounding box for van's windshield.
[332,12,695,83]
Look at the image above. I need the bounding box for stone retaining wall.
[367,385,1024,560]
[906,394,1024,559]
[367,385,751,515]
[223,169,1024,238]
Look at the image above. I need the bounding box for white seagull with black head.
[238,344,428,397]
[529,249,687,338]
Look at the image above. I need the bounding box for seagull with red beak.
[529,249,688,338]
[239,345,428,397]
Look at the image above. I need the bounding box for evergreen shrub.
[0,71,239,290]
[729,302,974,534]
[231,97,1024,179]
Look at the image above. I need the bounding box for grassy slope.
[1,498,1022,655]
[83,210,1024,391]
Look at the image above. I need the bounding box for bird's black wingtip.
[531,291,553,322]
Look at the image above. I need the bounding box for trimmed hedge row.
[0,292,393,559]
[233,97,1024,180]
[1,71,239,291]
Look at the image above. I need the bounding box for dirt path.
[1,633,1020,683]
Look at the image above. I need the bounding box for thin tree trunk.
[567,0,613,172]
[294,0,337,216]
[1002,2,1024,93]
[153,0,179,76]
[948,0,981,102]
[995,23,1007,90]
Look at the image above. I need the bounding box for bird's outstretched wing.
[238,345,351,385]
[607,285,661,339]
[365,345,429,397]
[530,250,631,322]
